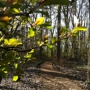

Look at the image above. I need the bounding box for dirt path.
[36,73,83,90]
[0,61,88,90]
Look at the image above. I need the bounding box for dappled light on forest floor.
[0,61,89,90]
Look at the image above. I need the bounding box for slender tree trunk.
[39,22,43,59]
[71,1,77,60]
[87,0,90,83]
[64,6,69,59]
[57,5,61,64]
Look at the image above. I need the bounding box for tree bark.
[57,6,61,64]
[87,0,90,83]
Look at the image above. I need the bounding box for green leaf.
[60,27,70,36]
[39,23,51,27]
[14,63,18,69]
[28,28,35,38]
[46,44,53,50]
[72,33,79,37]
[37,41,41,45]
[46,26,52,30]
[13,75,18,81]
[28,17,31,22]
[51,37,56,44]
[72,27,87,33]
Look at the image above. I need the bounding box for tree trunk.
[56,5,61,65]
[87,0,90,83]
[64,6,69,59]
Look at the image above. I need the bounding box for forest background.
[0,0,90,83]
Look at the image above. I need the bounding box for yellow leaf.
[9,38,22,46]
[72,27,87,33]
[30,49,34,53]
[13,75,18,81]
[4,39,9,45]
[14,63,18,69]
[0,16,12,21]
[13,8,20,13]
[24,49,34,58]
[4,38,22,46]
[9,38,18,44]
[35,17,45,25]
[4,71,8,74]
[0,37,4,42]
[24,53,32,58]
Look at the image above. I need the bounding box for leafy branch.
[0,0,47,17]
[0,34,69,52]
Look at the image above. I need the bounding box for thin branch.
[0,34,70,53]
[14,35,69,52]
[0,0,48,17]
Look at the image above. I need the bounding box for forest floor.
[0,60,89,90]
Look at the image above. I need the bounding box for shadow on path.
[26,67,86,81]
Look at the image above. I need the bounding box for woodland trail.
[0,60,89,90]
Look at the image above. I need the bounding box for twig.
[0,0,48,17]
[0,34,70,52]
